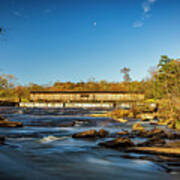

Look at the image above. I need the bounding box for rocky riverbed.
[0,107,180,180]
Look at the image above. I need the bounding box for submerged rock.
[99,137,134,149]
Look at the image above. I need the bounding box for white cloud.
[133,0,157,28]
[133,21,144,28]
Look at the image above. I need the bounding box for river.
[0,107,179,180]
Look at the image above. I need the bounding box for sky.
[0,0,180,85]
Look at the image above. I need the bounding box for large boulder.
[99,137,134,149]
[72,129,109,138]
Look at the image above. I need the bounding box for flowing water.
[0,107,179,180]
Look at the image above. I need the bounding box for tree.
[147,55,180,129]
[15,86,24,102]
[156,56,180,97]
[120,67,131,82]
[0,74,15,89]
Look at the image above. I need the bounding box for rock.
[140,113,155,121]
[72,129,109,139]
[126,147,180,157]
[134,128,166,138]
[115,118,128,123]
[73,119,95,127]
[166,141,180,148]
[0,120,23,128]
[117,131,129,136]
[109,109,131,118]
[132,123,145,132]
[168,121,175,129]
[0,136,5,144]
[72,129,98,138]
[145,128,167,138]
[134,127,178,140]
[0,115,8,121]
[150,120,158,125]
[99,137,134,148]
[158,120,171,126]
[172,133,180,139]
[0,115,5,120]
[59,122,74,127]
[138,136,166,147]
[98,129,109,137]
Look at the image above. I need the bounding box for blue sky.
[0,0,180,85]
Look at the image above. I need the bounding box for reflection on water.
[0,107,179,180]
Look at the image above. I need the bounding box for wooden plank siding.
[30,91,144,103]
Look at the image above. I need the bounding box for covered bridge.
[30,91,144,102]
[20,91,144,108]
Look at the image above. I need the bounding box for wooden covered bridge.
[20,91,144,108]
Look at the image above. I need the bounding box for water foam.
[39,135,68,143]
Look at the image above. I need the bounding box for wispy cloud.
[43,5,56,14]
[12,10,29,18]
[133,0,157,28]
[133,21,144,28]
[13,11,22,17]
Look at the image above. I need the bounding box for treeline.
[0,78,145,101]
[0,55,179,102]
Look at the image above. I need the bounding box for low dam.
[20,91,144,108]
